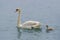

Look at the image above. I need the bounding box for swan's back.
[22,21,41,29]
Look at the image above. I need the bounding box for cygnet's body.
[46,25,54,31]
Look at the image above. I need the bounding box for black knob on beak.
[16,9,19,12]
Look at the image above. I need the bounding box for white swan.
[16,8,41,29]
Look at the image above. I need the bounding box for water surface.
[0,0,60,40]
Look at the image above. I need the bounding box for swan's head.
[16,8,21,14]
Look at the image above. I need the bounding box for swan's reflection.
[17,28,22,39]
[17,28,42,39]
[21,28,42,33]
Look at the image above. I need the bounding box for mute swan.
[16,8,41,29]
[46,25,54,31]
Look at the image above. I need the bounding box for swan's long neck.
[17,11,21,27]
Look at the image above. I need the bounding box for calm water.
[0,0,60,40]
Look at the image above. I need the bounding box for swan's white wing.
[22,21,41,29]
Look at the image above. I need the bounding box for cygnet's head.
[46,25,48,28]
